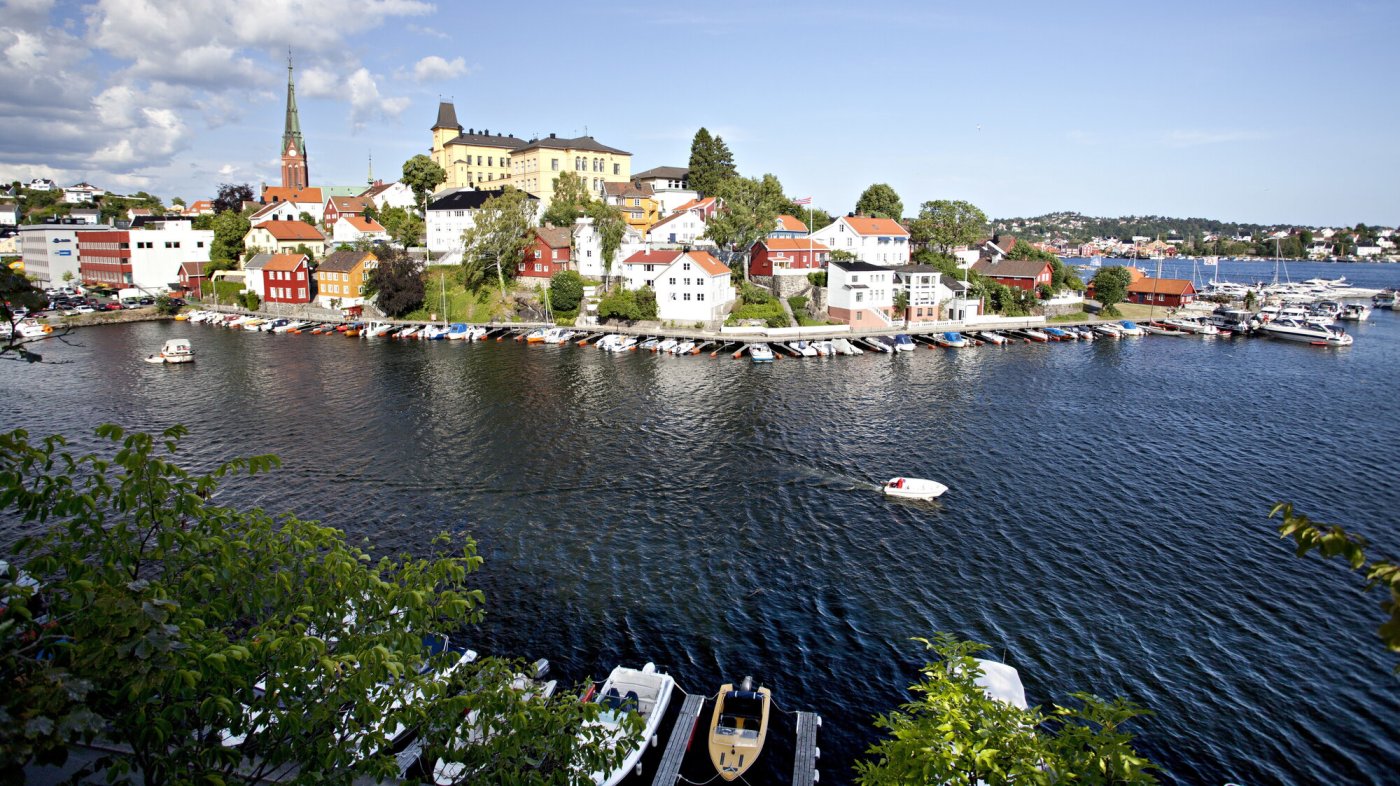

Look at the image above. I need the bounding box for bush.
[788,295,809,312]
[636,286,658,320]
[549,270,584,312]
[598,287,640,321]
[242,291,261,311]
[808,270,827,287]
[740,283,775,306]
[1036,284,1053,300]
[154,294,181,316]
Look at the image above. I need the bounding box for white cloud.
[298,67,342,100]
[413,55,467,82]
[1161,129,1265,148]
[347,68,410,126]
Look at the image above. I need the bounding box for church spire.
[280,49,309,190]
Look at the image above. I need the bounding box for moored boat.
[583,663,676,786]
[1117,320,1145,336]
[748,343,774,362]
[893,334,916,352]
[143,338,195,364]
[934,331,967,348]
[1261,318,1353,346]
[1339,302,1371,321]
[707,676,772,783]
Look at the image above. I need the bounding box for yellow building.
[603,181,660,233]
[314,249,377,309]
[429,101,631,206]
[430,102,525,193]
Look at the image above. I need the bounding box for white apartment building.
[20,222,109,286]
[76,223,214,291]
[810,216,911,266]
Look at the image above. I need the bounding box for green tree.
[703,174,787,279]
[366,246,425,317]
[210,210,250,265]
[541,172,595,228]
[597,286,640,321]
[854,183,903,220]
[0,425,635,782]
[378,206,424,249]
[636,285,657,320]
[1272,504,1400,665]
[461,188,535,297]
[549,270,584,313]
[212,183,253,215]
[856,635,1156,786]
[1,267,53,363]
[910,200,988,254]
[402,154,448,212]
[586,202,626,289]
[241,290,261,311]
[687,127,737,197]
[829,249,858,262]
[153,293,181,316]
[1091,265,1134,316]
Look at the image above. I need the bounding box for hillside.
[991,212,1291,244]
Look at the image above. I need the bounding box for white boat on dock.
[582,663,676,786]
[748,343,774,362]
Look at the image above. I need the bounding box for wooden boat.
[883,476,948,500]
[708,677,772,782]
[584,663,675,786]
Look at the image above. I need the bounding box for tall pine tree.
[688,127,737,197]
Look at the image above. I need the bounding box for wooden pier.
[791,711,822,786]
[651,691,705,786]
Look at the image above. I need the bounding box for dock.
[651,692,705,786]
[791,711,821,786]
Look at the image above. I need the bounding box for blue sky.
[3,0,1396,227]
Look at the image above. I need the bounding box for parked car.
[101,302,122,311]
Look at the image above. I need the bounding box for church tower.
[280,54,309,190]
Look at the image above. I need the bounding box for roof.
[970,258,1051,279]
[647,210,692,232]
[261,186,323,205]
[244,253,274,271]
[445,129,528,150]
[427,187,537,212]
[604,181,654,199]
[341,215,385,232]
[189,200,213,212]
[515,134,630,156]
[318,249,376,273]
[844,216,909,237]
[433,101,461,131]
[262,253,308,273]
[633,166,689,181]
[829,258,888,273]
[322,186,363,199]
[620,249,727,276]
[178,261,206,276]
[623,250,683,265]
[682,250,729,276]
[534,226,571,249]
[978,235,1016,255]
[253,220,323,241]
[672,196,717,214]
[893,264,942,275]
[1127,277,1196,296]
[249,202,291,221]
[776,215,808,232]
[360,181,399,199]
[327,196,371,213]
[756,238,830,252]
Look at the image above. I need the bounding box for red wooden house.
[177,261,207,299]
[261,253,312,303]
[322,196,370,226]
[970,257,1053,292]
[748,238,830,276]
[1127,277,1196,308]
[517,226,572,280]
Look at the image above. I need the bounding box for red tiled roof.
[342,215,385,232]
[261,186,323,205]
[254,220,323,241]
[262,253,308,272]
[684,250,729,277]
[845,216,908,237]
[672,196,717,214]
[776,215,808,232]
[535,226,571,248]
[1127,278,1195,296]
[623,250,683,265]
[327,196,370,213]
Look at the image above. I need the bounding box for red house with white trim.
[261,253,312,303]
[322,196,371,226]
[748,238,830,276]
[970,257,1053,293]
[517,226,572,279]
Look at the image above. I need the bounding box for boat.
[788,341,817,357]
[1261,318,1353,346]
[447,323,471,340]
[655,338,677,354]
[1162,316,1219,335]
[595,334,623,351]
[893,334,916,352]
[975,330,1008,345]
[934,331,967,348]
[1093,322,1122,338]
[1372,289,1395,309]
[617,336,639,351]
[748,343,774,362]
[832,338,863,355]
[1043,327,1072,341]
[524,328,548,344]
[707,676,772,783]
[882,476,948,501]
[143,338,195,364]
[241,318,265,331]
[673,340,695,355]
[271,319,304,334]
[432,669,559,785]
[1339,303,1371,321]
[973,658,1029,710]
[422,325,451,340]
[1142,322,1187,336]
[1012,328,1048,342]
[639,337,659,351]
[584,663,676,786]
[812,339,835,356]
[469,326,489,341]
[1117,320,1145,337]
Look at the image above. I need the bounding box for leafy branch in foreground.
[0,425,633,785]
[856,634,1156,785]
[1272,502,1400,664]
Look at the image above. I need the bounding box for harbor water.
[3,267,1399,784]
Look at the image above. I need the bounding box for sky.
[2,0,1397,227]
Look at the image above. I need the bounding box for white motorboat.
[1339,303,1371,321]
[973,659,1028,709]
[617,336,639,351]
[595,334,624,351]
[673,340,695,355]
[582,663,675,786]
[1162,316,1219,335]
[1093,323,1122,338]
[748,343,774,362]
[469,326,489,341]
[143,338,195,364]
[882,476,948,501]
[976,330,1008,345]
[893,334,916,352]
[788,341,817,357]
[813,339,835,356]
[832,338,863,355]
[432,670,559,785]
[1261,318,1353,346]
[241,318,266,331]
[934,331,967,348]
[1117,320,1145,336]
[656,338,678,353]
[422,325,451,340]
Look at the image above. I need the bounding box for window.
[855,291,864,303]
[683,293,691,301]
[684,278,691,286]
[197,241,205,248]
[297,287,305,299]
[534,250,541,259]
[850,274,858,283]
[551,158,559,171]
[614,163,621,175]
[488,156,493,166]
[477,156,483,165]
[682,262,691,271]
[632,198,640,206]
[668,277,676,285]
[697,292,705,301]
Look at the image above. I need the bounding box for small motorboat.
[595,334,623,351]
[1043,327,1072,341]
[1117,320,1145,337]
[976,330,1007,345]
[893,334,916,352]
[934,331,967,348]
[832,338,863,355]
[1339,303,1371,321]
[617,336,639,351]
[143,338,195,364]
[812,340,835,357]
[583,663,676,786]
[1016,328,1049,342]
[883,476,948,501]
[524,328,548,343]
[655,338,678,353]
[673,340,695,355]
[447,323,471,340]
[639,337,660,351]
[748,343,774,362]
[1142,322,1187,336]
[789,341,817,357]
[708,677,772,782]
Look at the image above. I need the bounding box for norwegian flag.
[792,196,812,205]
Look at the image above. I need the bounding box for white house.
[0,200,18,226]
[645,207,711,247]
[360,180,416,211]
[893,265,978,323]
[826,258,895,327]
[242,254,271,299]
[620,249,734,323]
[69,208,101,225]
[630,166,698,216]
[63,182,105,204]
[1356,243,1382,258]
[75,223,214,292]
[26,178,57,191]
[810,216,910,266]
[248,201,302,224]
[332,215,388,245]
[426,187,540,256]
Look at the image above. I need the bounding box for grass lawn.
[404,284,506,323]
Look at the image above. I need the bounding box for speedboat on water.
[748,343,774,362]
[893,334,916,352]
[934,331,967,348]
[832,338,862,355]
[788,341,817,357]
[583,663,676,786]
[883,476,948,500]
[707,676,772,783]
[1261,318,1353,346]
[673,340,696,355]
[143,338,195,364]
[976,330,1008,345]
[1339,303,1371,321]
[1117,320,1145,336]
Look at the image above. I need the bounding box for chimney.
[483,129,489,135]
[549,132,556,139]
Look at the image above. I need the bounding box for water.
[1064,255,1399,293]
[4,285,1400,784]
